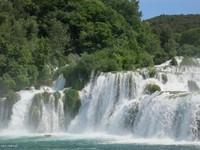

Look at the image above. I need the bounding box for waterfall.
[7,90,39,132]
[0,98,8,128]
[68,72,143,133]
[68,57,200,140]
[1,87,73,133]
[2,57,200,141]
[133,92,200,140]
[28,91,65,132]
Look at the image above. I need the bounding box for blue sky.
[139,0,200,19]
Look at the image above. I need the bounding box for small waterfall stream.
[8,90,39,132]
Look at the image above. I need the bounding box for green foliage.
[0,0,173,94]
[37,65,53,86]
[63,48,154,90]
[147,15,200,33]
[6,91,20,105]
[148,15,200,59]
[0,74,16,95]
[177,44,200,57]
[180,28,200,46]
[64,88,81,118]
[102,0,141,30]
[1,1,199,96]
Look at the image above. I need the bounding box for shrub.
[0,74,16,96]
[6,91,20,105]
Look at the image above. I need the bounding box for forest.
[0,0,199,96]
[148,15,200,58]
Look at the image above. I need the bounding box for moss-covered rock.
[0,91,20,128]
[28,93,43,130]
[144,83,161,95]
[148,67,157,78]
[63,89,81,121]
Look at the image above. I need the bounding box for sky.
[139,0,200,19]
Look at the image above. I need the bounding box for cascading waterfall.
[133,92,200,140]
[1,57,200,141]
[28,91,65,132]
[0,75,69,133]
[68,57,200,140]
[68,72,143,133]
[7,90,39,132]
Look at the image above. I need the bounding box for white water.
[7,90,39,132]
[68,57,200,141]
[1,57,200,142]
[1,75,67,133]
[36,92,65,132]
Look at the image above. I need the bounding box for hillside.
[0,0,161,96]
[147,14,200,33]
[0,1,200,97]
[147,14,200,58]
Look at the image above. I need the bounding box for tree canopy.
[0,1,199,94]
[147,14,200,58]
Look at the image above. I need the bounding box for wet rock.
[188,80,200,92]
